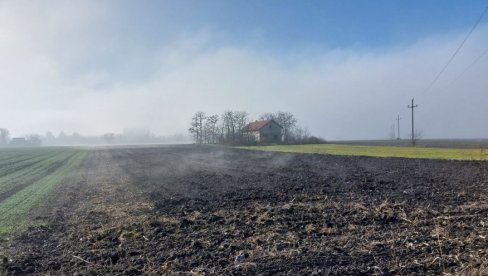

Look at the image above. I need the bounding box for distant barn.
[10,137,27,146]
[242,120,282,144]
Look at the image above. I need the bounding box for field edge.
[237,143,488,161]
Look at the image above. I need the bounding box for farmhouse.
[242,120,282,143]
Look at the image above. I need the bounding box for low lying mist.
[0,127,191,147]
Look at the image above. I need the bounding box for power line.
[449,45,488,85]
[408,98,418,146]
[422,5,488,94]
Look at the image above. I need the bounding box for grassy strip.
[238,144,488,160]
[329,139,488,149]
[0,149,38,161]
[0,148,55,162]
[0,149,66,178]
[0,150,57,174]
[0,151,87,236]
[0,150,76,194]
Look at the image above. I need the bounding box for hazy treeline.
[188,111,324,145]
[0,128,11,145]
[0,128,189,147]
[0,128,41,146]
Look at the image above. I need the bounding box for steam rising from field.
[0,2,487,139]
[105,146,295,200]
[136,146,294,177]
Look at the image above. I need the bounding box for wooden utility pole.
[396,115,401,140]
[408,98,418,146]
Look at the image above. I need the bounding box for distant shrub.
[304,136,326,144]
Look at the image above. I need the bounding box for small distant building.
[10,137,27,146]
[242,120,282,144]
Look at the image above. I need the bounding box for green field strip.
[238,144,488,161]
[0,151,87,236]
[0,152,60,179]
[0,151,78,199]
[0,149,37,160]
[0,150,74,184]
[0,149,58,164]
[0,149,68,179]
[329,139,488,149]
[0,149,66,170]
[0,148,55,162]
[0,151,29,162]
[0,150,51,166]
[0,151,61,177]
[0,150,75,194]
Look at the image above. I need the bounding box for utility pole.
[396,115,401,140]
[408,98,418,146]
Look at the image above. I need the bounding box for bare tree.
[233,111,249,143]
[290,126,310,144]
[189,109,316,145]
[277,112,297,143]
[204,115,219,144]
[410,129,423,144]
[44,131,56,145]
[259,112,275,121]
[26,134,42,146]
[221,110,235,143]
[189,112,206,144]
[0,128,10,146]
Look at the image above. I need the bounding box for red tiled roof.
[242,120,281,132]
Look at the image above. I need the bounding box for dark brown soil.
[2,145,488,275]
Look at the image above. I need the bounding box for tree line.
[0,128,41,146]
[188,111,324,145]
[0,128,190,146]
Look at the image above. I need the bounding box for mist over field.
[0,1,487,140]
[2,2,488,274]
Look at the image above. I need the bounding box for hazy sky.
[1,0,487,139]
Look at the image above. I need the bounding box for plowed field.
[1,145,487,275]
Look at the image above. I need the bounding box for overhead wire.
[422,4,488,94]
[448,45,488,85]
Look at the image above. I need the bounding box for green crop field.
[239,144,488,161]
[329,139,488,149]
[0,148,87,236]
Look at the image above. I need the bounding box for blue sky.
[118,0,487,49]
[63,0,488,86]
[0,1,487,139]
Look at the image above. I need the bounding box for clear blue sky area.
[118,0,488,51]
